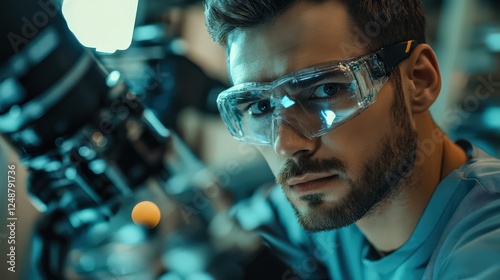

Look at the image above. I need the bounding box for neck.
[355,112,468,254]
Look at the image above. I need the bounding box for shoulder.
[461,150,500,194]
[434,144,500,279]
[434,201,500,279]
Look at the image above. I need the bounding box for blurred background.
[0,0,499,279]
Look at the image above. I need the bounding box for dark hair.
[204,0,426,52]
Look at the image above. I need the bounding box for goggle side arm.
[376,40,419,76]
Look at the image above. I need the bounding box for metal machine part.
[0,1,288,279]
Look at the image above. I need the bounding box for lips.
[286,173,339,195]
[287,173,337,186]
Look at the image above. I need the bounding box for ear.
[401,44,442,114]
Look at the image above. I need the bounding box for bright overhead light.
[62,0,139,53]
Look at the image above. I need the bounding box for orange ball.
[131,201,161,228]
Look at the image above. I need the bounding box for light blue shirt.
[232,141,500,279]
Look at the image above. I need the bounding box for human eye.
[246,99,274,116]
[310,82,351,99]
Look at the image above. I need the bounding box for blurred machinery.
[2,0,500,279]
[424,0,500,156]
[0,0,285,279]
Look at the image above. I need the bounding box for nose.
[272,119,319,158]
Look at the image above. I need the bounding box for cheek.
[320,86,396,174]
[350,86,394,140]
[257,146,282,176]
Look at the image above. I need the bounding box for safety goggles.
[217,40,419,145]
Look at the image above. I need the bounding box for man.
[203,0,500,279]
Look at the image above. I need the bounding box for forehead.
[228,1,366,84]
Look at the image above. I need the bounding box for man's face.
[227,1,418,231]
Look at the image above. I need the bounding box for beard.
[276,75,418,232]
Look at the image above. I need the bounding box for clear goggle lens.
[217,41,419,145]
[218,60,388,145]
